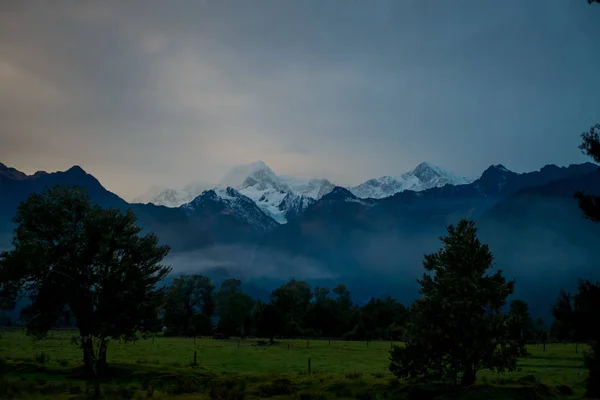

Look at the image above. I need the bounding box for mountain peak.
[66,165,87,175]
[0,163,30,180]
[408,162,451,180]
[219,160,277,189]
[323,186,357,201]
[492,164,509,172]
[249,160,269,170]
[481,164,513,176]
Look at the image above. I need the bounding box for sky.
[0,0,599,200]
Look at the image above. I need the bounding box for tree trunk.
[82,337,95,377]
[460,366,477,386]
[97,338,107,376]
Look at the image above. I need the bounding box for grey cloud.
[0,0,599,199]
[283,143,311,155]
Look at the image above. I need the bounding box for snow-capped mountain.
[133,161,475,217]
[279,176,336,199]
[233,161,316,224]
[182,187,279,238]
[132,161,325,221]
[349,162,477,199]
[132,183,212,208]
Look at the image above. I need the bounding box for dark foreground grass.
[0,330,590,399]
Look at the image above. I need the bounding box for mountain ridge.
[2,160,599,318]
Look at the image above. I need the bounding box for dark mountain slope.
[253,163,599,277]
[0,165,212,251]
[477,168,600,319]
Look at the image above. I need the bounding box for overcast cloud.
[0,0,599,200]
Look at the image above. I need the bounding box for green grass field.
[0,330,590,399]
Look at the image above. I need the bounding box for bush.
[258,378,294,397]
[34,352,50,364]
[208,377,246,400]
[344,371,363,380]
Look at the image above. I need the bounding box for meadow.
[0,329,589,400]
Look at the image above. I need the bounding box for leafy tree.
[552,290,576,343]
[573,280,600,396]
[163,275,215,336]
[390,220,525,386]
[0,186,171,378]
[575,124,600,222]
[216,279,255,337]
[507,300,534,343]
[313,286,330,303]
[353,297,408,340]
[271,279,312,337]
[0,314,12,327]
[254,301,283,343]
[574,123,600,397]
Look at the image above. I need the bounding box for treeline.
[151,273,594,349]
[1,270,594,350]
[160,276,409,341]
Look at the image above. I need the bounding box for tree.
[216,279,255,337]
[552,290,576,343]
[163,275,215,336]
[574,123,600,397]
[254,302,283,343]
[271,279,312,337]
[389,220,525,386]
[575,124,600,223]
[0,186,171,379]
[507,300,534,344]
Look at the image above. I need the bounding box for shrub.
[344,371,363,380]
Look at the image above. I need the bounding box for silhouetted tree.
[507,300,534,349]
[271,279,312,337]
[390,220,525,386]
[163,275,215,336]
[574,123,600,396]
[0,186,171,381]
[254,302,283,343]
[216,279,254,337]
[552,289,576,343]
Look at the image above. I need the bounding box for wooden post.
[193,350,197,366]
[308,357,311,374]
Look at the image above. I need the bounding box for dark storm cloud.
[0,0,598,199]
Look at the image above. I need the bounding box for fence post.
[308,357,311,374]
[193,350,197,366]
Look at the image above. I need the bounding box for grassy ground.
[0,329,590,399]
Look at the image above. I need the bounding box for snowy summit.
[349,162,477,199]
